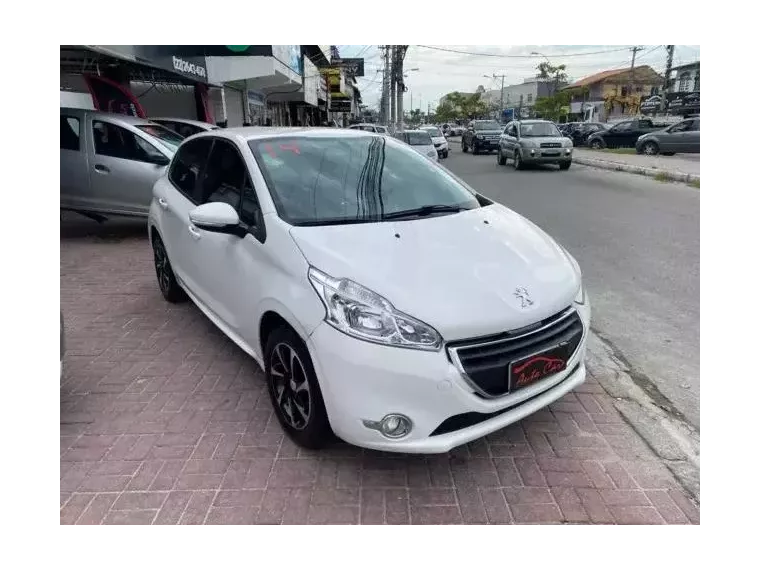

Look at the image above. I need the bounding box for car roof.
[517,119,553,124]
[150,117,217,129]
[60,107,158,127]
[190,126,393,144]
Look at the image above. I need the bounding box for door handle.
[158,198,169,210]
[187,225,201,240]
[94,164,110,174]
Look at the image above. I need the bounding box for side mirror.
[151,154,171,166]
[189,202,245,237]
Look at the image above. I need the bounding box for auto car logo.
[514,287,534,309]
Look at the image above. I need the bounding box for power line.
[416,45,632,59]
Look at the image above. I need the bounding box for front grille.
[447,308,583,398]
[430,363,581,436]
[540,142,562,148]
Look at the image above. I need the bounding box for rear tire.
[265,326,332,449]
[152,235,187,303]
[497,149,507,165]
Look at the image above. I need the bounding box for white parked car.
[149,128,590,453]
[394,129,439,162]
[419,125,449,159]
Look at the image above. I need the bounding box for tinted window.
[136,124,184,151]
[406,132,433,145]
[376,126,388,134]
[154,120,207,139]
[507,124,517,136]
[669,121,691,133]
[61,116,80,151]
[472,121,501,130]
[93,121,166,162]
[168,138,213,200]
[611,121,634,132]
[688,119,700,131]
[249,136,479,226]
[199,140,248,209]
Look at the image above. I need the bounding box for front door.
[60,113,90,211]
[158,137,214,292]
[89,119,169,216]
[186,139,255,331]
[605,120,634,148]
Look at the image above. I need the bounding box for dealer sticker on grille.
[508,342,571,391]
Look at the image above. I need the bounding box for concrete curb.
[574,156,700,184]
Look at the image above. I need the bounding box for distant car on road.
[349,123,390,135]
[635,117,700,155]
[60,108,183,220]
[150,117,219,138]
[497,119,573,171]
[462,120,503,154]
[395,129,439,162]
[419,125,449,159]
[586,118,664,149]
[570,123,608,146]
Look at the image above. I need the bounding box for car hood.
[520,136,568,146]
[290,204,580,341]
[431,136,447,144]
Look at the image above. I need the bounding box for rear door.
[89,119,170,215]
[60,112,90,211]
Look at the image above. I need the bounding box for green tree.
[536,62,568,95]
[434,99,457,123]
[533,87,587,121]
[408,108,423,126]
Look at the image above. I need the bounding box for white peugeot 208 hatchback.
[149,127,590,453]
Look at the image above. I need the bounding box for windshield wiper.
[382,205,471,220]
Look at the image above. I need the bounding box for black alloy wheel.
[152,236,187,303]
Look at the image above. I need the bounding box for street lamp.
[404,68,420,124]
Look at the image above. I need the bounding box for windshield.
[137,124,184,150]
[421,127,443,137]
[406,132,433,145]
[376,126,388,133]
[249,136,480,226]
[520,122,561,137]
[472,121,501,130]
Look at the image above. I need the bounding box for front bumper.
[307,301,590,453]
[522,148,573,163]
[435,144,449,157]
[473,138,499,149]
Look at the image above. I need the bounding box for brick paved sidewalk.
[60,221,699,525]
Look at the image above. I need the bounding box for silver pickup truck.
[60,108,183,220]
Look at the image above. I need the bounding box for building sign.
[640,92,700,115]
[169,56,207,80]
[330,99,352,113]
[324,68,346,95]
[271,45,303,75]
[247,90,265,107]
[330,57,364,77]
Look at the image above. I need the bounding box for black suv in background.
[462,120,503,154]
[586,118,664,149]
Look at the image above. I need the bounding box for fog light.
[565,148,571,154]
[363,414,413,439]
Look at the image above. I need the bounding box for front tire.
[590,139,604,150]
[152,235,187,303]
[497,149,507,165]
[642,141,659,156]
[559,161,571,170]
[443,150,449,159]
[265,326,332,449]
[514,151,524,170]
[473,143,480,155]
[462,140,468,153]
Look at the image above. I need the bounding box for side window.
[240,176,263,227]
[687,119,700,131]
[612,121,633,132]
[168,138,213,201]
[61,116,80,151]
[507,124,517,136]
[92,121,162,163]
[199,140,247,209]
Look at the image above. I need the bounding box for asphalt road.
[442,140,700,428]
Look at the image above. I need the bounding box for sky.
[338,45,701,112]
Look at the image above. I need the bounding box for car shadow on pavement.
[61,213,148,242]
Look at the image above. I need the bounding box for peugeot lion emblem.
[514,287,534,309]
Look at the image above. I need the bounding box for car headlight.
[559,246,586,305]
[575,283,586,305]
[308,267,442,351]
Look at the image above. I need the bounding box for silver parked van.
[60,108,183,219]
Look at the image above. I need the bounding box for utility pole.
[380,46,389,125]
[390,46,397,131]
[493,73,506,120]
[396,46,407,133]
[628,46,644,94]
[660,45,674,114]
